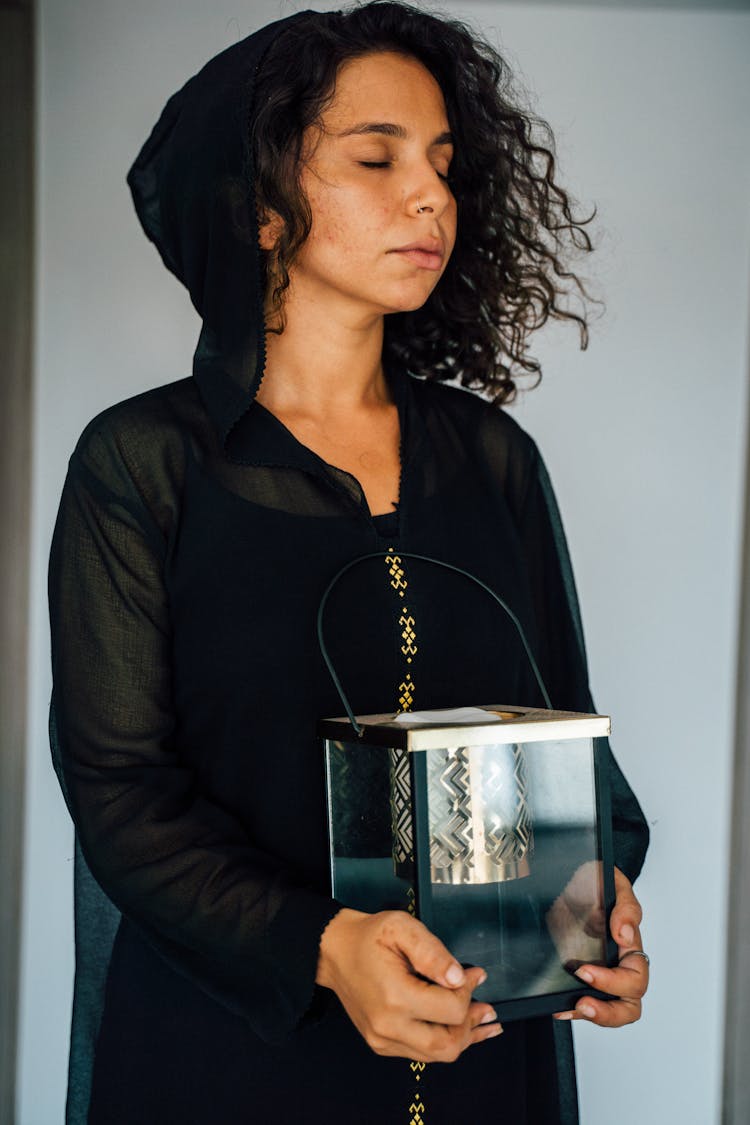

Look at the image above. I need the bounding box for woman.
[49,3,649,1122]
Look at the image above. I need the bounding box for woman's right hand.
[316,908,503,1062]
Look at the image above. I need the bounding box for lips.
[389,239,444,271]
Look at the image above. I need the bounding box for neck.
[257,290,390,419]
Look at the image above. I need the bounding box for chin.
[382,284,441,316]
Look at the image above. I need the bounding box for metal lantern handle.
[316,551,552,736]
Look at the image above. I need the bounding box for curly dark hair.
[251,0,600,403]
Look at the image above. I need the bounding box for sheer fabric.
[49,367,648,1123]
[51,10,647,1119]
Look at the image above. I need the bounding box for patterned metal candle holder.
[320,705,618,1020]
[388,732,533,887]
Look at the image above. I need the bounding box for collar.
[218,361,424,478]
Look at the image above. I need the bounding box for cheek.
[309,190,356,250]
[314,194,385,260]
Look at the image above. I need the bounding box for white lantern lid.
[318,704,611,750]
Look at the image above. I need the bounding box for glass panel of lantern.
[320,705,618,1020]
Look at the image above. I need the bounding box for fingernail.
[555,1012,574,1020]
[578,1003,596,1019]
[620,924,635,945]
[477,970,488,986]
[480,1009,498,1024]
[446,963,465,986]
[575,968,594,984]
[487,1024,503,1037]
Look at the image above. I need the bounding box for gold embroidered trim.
[385,551,418,677]
[399,612,417,663]
[409,1094,426,1125]
[386,552,408,597]
[385,551,427,1123]
[398,673,415,712]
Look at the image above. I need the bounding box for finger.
[618,947,651,975]
[370,1014,503,1063]
[574,948,649,1000]
[553,1010,581,1021]
[463,965,490,992]
[408,968,489,1026]
[468,999,499,1030]
[573,994,642,1028]
[406,1012,503,1063]
[389,914,468,989]
[467,1020,504,1049]
[610,868,643,948]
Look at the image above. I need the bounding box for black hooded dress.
[48,10,648,1124]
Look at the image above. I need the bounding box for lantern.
[320,704,618,1019]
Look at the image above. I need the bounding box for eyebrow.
[337,122,454,147]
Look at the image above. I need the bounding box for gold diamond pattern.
[386,551,408,597]
[399,612,418,662]
[409,1095,426,1125]
[398,673,415,712]
[384,552,426,1122]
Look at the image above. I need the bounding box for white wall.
[20,1,750,1121]
[470,5,750,1122]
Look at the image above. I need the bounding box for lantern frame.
[319,704,619,1021]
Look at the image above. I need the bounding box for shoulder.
[73,377,198,465]
[69,377,203,530]
[411,376,537,452]
[410,377,541,502]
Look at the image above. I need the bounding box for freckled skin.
[259,51,458,324]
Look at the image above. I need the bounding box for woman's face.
[261,50,457,321]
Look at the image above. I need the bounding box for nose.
[406,166,454,218]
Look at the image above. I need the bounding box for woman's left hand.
[554,866,649,1027]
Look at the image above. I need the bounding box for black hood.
[127,9,321,455]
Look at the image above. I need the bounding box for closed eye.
[358,161,451,182]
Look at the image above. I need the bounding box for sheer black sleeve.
[516,441,649,883]
[48,416,341,1044]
